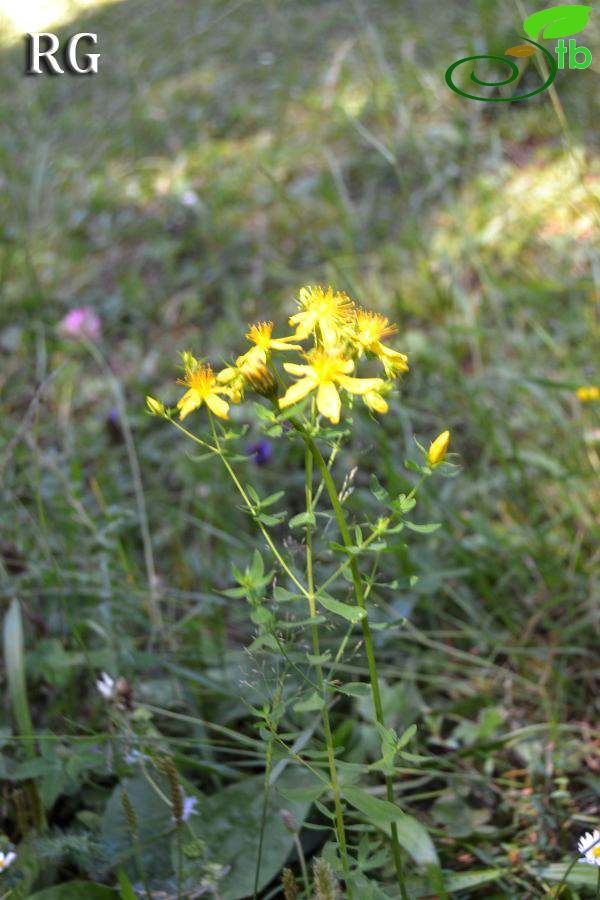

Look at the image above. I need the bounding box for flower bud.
[146,395,165,416]
[242,361,277,398]
[427,430,450,467]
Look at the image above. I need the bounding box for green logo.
[445,4,593,101]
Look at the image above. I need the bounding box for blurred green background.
[0,0,599,896]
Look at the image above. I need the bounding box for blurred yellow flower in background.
[576,385,600,402]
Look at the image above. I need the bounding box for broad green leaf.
[317,593,366,623]
[183,770,314,899]
[523,4,593,39]
[344,787,438,866]
[101,774,173,882]
[29,885,118,900]
[539,862,599,886]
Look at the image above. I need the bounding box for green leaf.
[335,682,372,698]
[117,869,137,900]
[369,474,388,502]
[182,770,314,899]
[344,787,438,866]
[538,862,599,886]
[523,4,593,39]
[29,885,118,900]
[273,586,301,603]
[317,593,366,623]
[404,522,441,534]
[288,511,316,528]
[3,599,35,760]
[294,691,324,712]
[101,775,173,882]
[397,723,418,749]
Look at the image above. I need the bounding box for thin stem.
[253,736,273,898]
[85,341,163,634]
[304,438,354,897]
[299,426,408,899]
[169,415,308,596]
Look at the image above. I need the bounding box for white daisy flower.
[578,829,600,866]
[0,850,16,873]
[96,672,116,700]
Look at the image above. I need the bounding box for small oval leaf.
[505,44,538,57]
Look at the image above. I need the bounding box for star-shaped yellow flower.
[352,309,408,377]
[279,348,385,424]
[176,355,230,420]
[289,285,355,348]
[237,321,301,367]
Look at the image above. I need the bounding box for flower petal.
[317,382,341,424]
[364,390,388,414]
[177,389,201,420]
[205,392,230,420]
[279,377,316,409]
[337,375,384,396]
[283,362,313,376]
[269,338,303,351]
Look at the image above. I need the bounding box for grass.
[0,0,599,897]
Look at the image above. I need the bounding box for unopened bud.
[146,395,165,416]
[280,809,298,833]
[427,429,450,467]
[243,361,277,398]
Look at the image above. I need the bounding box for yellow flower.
[352,309,408,377]
[427,430,450,467]
[279,348,385,424]
[176,355,230,420]
[237,321,301,367]
[289,285,355,348]
[576,385,600,402]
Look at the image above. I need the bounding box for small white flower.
[578,829,600,865]
[96,672,115,700]
[182,795,199,822]
[181,189,199,207]
[0,850,16,872]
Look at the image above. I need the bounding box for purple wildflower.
[59,306,102,341]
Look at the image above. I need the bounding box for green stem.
[299,427,408,899]
[253,736,273,899]
[304,440,354,897]
[170,414,308,597]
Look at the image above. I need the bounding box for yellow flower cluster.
[576,385,600,403]
[165,285,410,425]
